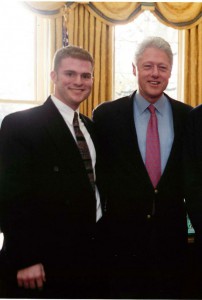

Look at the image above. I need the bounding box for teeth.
[150,81,159,85]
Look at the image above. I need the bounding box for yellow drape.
[85,2,141,25]
[65,3,113,116]
[155,3,202,28]
[184,23,202,107]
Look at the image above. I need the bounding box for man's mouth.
[149,81,160,85]
[70,88,84,92]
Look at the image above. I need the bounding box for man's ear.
[50,70,57,83]
[132,63,137,76]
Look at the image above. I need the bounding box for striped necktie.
[73,112,95,191]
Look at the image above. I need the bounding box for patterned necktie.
[145,104,161,188]
[73,112,95,191]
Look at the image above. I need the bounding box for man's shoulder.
[1,98,52,130]
[186,104,202,124]
[94,94,132,113]
[165,93,192,113]
[2,106,39,125]
[184,105,202,134]
[189,103,202,115]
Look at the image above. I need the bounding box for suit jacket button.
[53,166,59,172]
[147,214,151,219]
[154,189,158,194]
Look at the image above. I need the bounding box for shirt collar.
[51,95,79,125]
[134,92,167,116]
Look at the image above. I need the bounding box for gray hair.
[134,36,173,66]
[52,45,94,72]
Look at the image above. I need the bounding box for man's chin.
[146,93,163,103]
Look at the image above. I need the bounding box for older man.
[93,36,192,298]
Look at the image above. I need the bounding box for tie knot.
[73,112,79,125]
[148,104,156,114]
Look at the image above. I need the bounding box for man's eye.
[143,65,152,69]
[82,73,92,79]
[67,72,74,77]
[159,66,168,71]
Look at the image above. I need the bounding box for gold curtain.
[85,2,141,25]
[65,3,113,116]
[155,3,202,28]
[184,23,202,107]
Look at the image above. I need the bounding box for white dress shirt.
[51,95,102,221]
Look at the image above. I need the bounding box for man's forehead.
[59,57,93,69]
[138,48,172,65]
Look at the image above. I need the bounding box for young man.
[0,45,105,298]
[93,36,192,298]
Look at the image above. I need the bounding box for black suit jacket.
[0,96,101,276]
[93,91,192,264]
[184,104,202,247]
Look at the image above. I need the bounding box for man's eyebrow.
[63,70,92,74]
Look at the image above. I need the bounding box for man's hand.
[17,263,46,289]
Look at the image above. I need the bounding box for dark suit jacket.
[184,104,202,248]
[183,104,202,298]
[0,96,103,295]
[93,91,192,268]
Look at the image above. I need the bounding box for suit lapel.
[115,93,151,183]
[41,97,94,192]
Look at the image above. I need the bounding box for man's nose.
[151,65,159,77]
[74,74,83,84]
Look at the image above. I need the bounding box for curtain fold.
[184,23,202,106]
[85,2,141,25]
[66,3,113,116]
[155,3,202,28]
